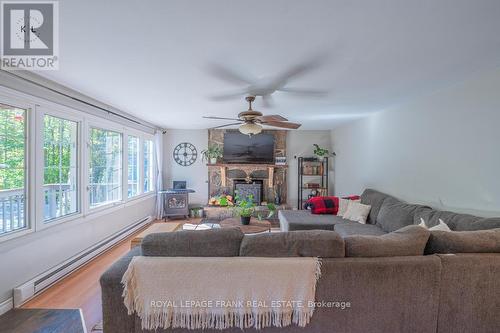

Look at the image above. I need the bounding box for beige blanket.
[122,256,322,330]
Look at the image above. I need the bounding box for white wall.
[287,130,333,209]
[331,68,500,216]
[0,197,155,304]
[163,130,209,205]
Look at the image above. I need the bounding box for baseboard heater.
[13,216,151,307]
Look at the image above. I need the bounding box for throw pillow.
[345,225,431,257]
[430,219,451,231]
[306,196,339,214]
[419,218,451,231]
[337,198,350,217]
[424,228,500,254]
[342,201,371,224]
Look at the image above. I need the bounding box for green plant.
[201,145,223,163]
[313,144,334,158]
[266,202,277,219]
[258,202,277,220]
[232,192,255,217]
[218,196,228,206]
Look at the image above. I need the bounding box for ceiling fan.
[203,96,301,136]
[208,54,328,107]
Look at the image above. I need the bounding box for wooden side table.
[219,217,271,234]
[130,222,181,248]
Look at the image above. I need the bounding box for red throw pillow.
[307,196,339,215]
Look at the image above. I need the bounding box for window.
[43,115,78,221]
[143,139,153,192]
[127,135,139,198]
[88,128,122,207]
[0,104,27,235]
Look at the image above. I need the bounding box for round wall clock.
[173,142,197,166]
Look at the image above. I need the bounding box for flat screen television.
[223,132,275,164]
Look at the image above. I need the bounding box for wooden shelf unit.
[297,157,329,209]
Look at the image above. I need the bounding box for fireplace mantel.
[206,163,287,168]
[207,163,287,188]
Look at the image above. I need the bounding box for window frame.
[126,134,141,199]
[0,92,35,241]
[123,130,155,202]
[87,121,124,212]
[0,86,156,243]
[142,137,154,194]
[35,106,83,230]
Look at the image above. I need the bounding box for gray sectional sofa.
[101,233,500,332]
[279,189,500,234]
[100,189,500,333]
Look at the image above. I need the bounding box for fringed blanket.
[122,256,322,330]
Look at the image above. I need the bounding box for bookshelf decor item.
[297,157,329,209]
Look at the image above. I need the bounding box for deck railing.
[0,184,74,235]
[0,188,25,235]
[1,182,137,236]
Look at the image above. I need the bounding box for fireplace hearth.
[234,179,263,204]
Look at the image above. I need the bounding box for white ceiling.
[39,0,500,129]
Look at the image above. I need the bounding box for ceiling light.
[239,122,262,136]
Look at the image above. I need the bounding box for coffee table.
[219,217,271,234]
[130,222,181,248]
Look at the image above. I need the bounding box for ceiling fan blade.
[203,116,243,121]
[277,87,328,97]
[210,122,243,129]
[262,121,302,129]
[207,63,257,85]
[257,114,288,122]
[277,53,329,83]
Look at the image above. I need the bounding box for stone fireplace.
[206,129,287,205]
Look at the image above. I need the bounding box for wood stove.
[159,189,195,219]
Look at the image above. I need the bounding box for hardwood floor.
[21,219,198,332]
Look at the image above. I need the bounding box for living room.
[0,1,499,332]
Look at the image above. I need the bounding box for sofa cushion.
[360,189,395,224]
[424,228,500,254]
[334,222,386,237]
[240,230,345,257]
[416,208,500,231]
[279,210,350,231]
[141,227,244,257]
[344,225,430,257]
[377,197,427,233]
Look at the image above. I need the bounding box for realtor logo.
[1,1,59,70]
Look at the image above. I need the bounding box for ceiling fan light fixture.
[239,122,262,136]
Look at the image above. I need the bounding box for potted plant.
[233,192,255,225]
[313,144,336,159]
[257,202,277,221]
[201,145,223,164]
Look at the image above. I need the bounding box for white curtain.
[154,130,164,219]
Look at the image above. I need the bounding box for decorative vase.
[240,215,251,225]
[210,157,217,164]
